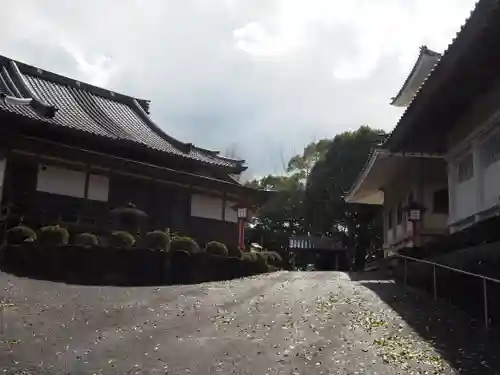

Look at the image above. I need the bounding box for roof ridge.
[190,144,245,163]
[386,0,500,148]
[0,54,246,170]
[390,45,441,106]
[0,55,149,107]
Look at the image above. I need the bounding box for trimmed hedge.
[227,245,243,258]
[38,225,69,246]
[145,230,171,251]
[259,251,283,267]
[6,225,37,245]
[171,236,200,253]
[109,231,135,249]
[0,242,274,286]
[74,233,99,247]
[205,241,228,257]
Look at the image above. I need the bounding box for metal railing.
[396,253,500,330]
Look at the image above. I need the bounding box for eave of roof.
[0,55,246,171]
[345,148,386,205]
[390,46,441,107]
[345,149,444,205]
[384,0,500,152]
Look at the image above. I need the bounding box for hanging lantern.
[406,201,425,222]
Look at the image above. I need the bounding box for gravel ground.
[1,270,499,374]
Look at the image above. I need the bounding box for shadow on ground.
[349,271,500,375]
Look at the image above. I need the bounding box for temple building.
[0,55,266,246]
[346,46,445,255]
[347,0,500,255]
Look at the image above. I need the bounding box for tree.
[245,140,331,248]
[286,139,331,184]
[304,126,386,269]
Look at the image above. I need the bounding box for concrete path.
[1,271,499,374]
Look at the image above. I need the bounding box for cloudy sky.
[1,0,475,178]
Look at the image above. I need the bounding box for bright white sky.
[0,0,476,177]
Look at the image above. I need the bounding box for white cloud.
[233,0,474,79]
[0,0,477,177]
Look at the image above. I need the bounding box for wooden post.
[237,218,245,249]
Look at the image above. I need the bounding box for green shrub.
[241,252,269,274]
[205,241,228,257]
[74,233,99,247]
[6,225,37,245]
[171,236,200,253]
[260,251,283,267]
[109,231,136,249]
[227,245,243,258]
[145,230,171,251]
[241,252,259,262]
[38,225,69,246]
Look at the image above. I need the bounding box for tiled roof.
[0,55,245,170]
[385,0,500,150]
[390,46,441,108]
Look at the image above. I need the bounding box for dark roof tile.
[0,55,245,170]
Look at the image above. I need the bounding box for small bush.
[6,225,36,245]
[260,251,283,267]
[74,233,99,247]
[109,231,136,249]
[145,230,171,251]
[227,245,243,258]
[205,241,228,257]
[241,252,269,275]
[171,236,200,253]
[38,225,69,246]
[241,252,259,262]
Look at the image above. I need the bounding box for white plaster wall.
[386,228,393,245]
[483,159,500,210]
[383,158,448,247]
[453,178,477,221]
[88,174,109,202]
[422,184,449,232]
[224,201,238,223]
[190,194,223,220]
[37,164,86,198]
[0,158,6,205]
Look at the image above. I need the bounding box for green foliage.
[227,245,243,258]
[245,127,385,271]
[109,231,136,249]
[242,252,259,262]
[38,225,69,246]
[74,233,99,247]
[259,251,283,266]
[145,230,171,251]
[304,126,386,269]
[205,241,228,257]
[6,225,37,245]
[242,251,269,273]
[245,140,332,244]
[171,236,200,253]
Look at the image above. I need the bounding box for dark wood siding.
[189,217,238,247]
